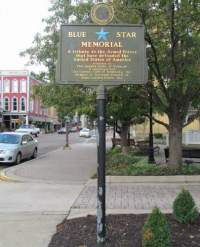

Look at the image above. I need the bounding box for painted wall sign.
[56,24,147,85]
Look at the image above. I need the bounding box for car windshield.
[19,125,30,129]
[0,134,20,144]
[20,125,35,129]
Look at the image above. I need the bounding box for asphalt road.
[0,131,88,171]
[37,131,86,156]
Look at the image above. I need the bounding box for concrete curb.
[0,169,20,182]
[86,175,200,185]
[67,208,172,220]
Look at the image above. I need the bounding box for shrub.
[108,153,139,167]
[142,207,171,247]
[173,188,199,224]
[154,133,163,139]
[106,147,121,157]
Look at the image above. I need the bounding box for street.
[37,131,87,155]
[0,131,88,171]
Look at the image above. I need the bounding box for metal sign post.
[56,3,147,244]
[96,85,106,244]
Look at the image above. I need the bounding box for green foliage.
[107,85,148,124]
[106,148,200,176]
[108,153,140,168]
[107,85,149,153]
[33,83,85,119]
[113,0,200,167]
[142,208,171,247]
[173,189,199,224]
[112,0,200,120]
[154,133,163,139]
[106,146,122,156]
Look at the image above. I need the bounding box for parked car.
[15,124,39,137]
[79,128,91,138]
[69,126,78,133]
[0,132,38,165]
[90,129,96,139]
[57,127,66,134]
[32,125,40,134]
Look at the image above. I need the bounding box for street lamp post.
[148,87,155,163]
[65,116,70,147]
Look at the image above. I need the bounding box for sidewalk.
[69,178,200,219]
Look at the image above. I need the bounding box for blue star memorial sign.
[96,28,109,40]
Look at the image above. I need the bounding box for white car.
[0,132,38,164]
[79,128,91,138]
[33,125,40,134]
[15,124,39,137]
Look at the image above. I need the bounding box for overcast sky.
[0,0,51,72]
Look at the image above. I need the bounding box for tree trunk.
[112,121,116,149]
[168,114,182,169]
[120,123,129,154]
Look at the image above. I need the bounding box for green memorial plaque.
[56,24,147,85]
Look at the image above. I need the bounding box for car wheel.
[15,153,21,165]
[31,148,38,159]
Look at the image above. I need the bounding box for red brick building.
[0,70,58,130]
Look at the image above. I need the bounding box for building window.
[20,79,26,93]
[20,97,25,111]
[4,98,9,111]
[12,79,18,93]
[12,97,18,111]
[3,79,10,93]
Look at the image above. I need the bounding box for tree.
[20,0,95,121]
[113,0,200,168]
[107,85,148,153]
[33,83,84,120]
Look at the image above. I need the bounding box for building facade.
[0,70,59,130]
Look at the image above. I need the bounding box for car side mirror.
[22,141,27,145]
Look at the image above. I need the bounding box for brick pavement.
[72,183,200,212]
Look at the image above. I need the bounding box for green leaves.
[33,83,85,119]
[107,85,148,124]
[113,0,200,124]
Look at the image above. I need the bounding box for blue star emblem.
[96,28,109,41]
